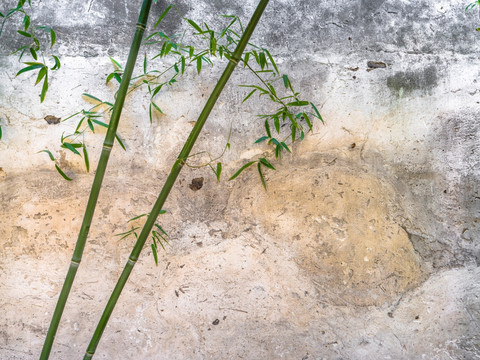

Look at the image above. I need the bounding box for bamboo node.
[136,23,146,31]
[128,259,137,266]
[71,260,80,268]
[229,57,239,65]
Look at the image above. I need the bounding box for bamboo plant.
[39,0,154,359]
[83,1,270,358]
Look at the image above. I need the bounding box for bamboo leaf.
[229,161,256,180]
[0,126,2,140]
[186,18,203,33]
[216,162,222,182]
[55,164,72,181]
[83,144,90,172]
[238,84,269,95]
[82,93,103,104]
[281,142,291,153]
[274,116,280,133]
[466,3,477,11]
[50,28,56,48]
[243,52,250,66]
[91,119,108,128]
[164,41,173,56]
[152,232,166,249]
[181,56,185,74]
[259,157,275,170]
[154,4,172,28]
[24,61,45,66]
[116,134,126,151]
[210,34,217,56]
[115,228,138,240]
[10,45,28,57]
[151,84,164,97]
[40,76,48,103]
[106,73,115,84]
[282,74,291,89]
[286,100,309,107]
[109,57,122,70]
[302,112,313,131]
[257,162,266,189]
[113,73,122,83]
[87,118,94,132]
[267,83,277,99]
[196,56,202,74]
[17,30,31,37]
[149,103,153,123]
[275,144,281,158]
[128,214,147,222]
[270,137,280,146]
[259,51,267,70]
[310,102,324,123]
[39,149,55,161]
[242,89,256,103]
[286,111,296,127]
[263,48,279,75]
[265,118,271,138]
[51,55,61,70]
[16,63,44,76]
[74,117,85,133]
[154,223,168,237]
[255,136,269,143]
[62,142,81,155]
[291,124,297,143]
[35,67,47,85]
[151,243,158,265]
[29,47,37,60]
[151,101,164,114]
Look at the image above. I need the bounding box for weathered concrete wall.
[1,0,479,359]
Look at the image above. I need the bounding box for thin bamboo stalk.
[83,1,270,358]
[39,1,154,359]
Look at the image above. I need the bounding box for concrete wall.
[1,0,479,359]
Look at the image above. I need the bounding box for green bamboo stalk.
[39,1,154,359]
[83,1,270,358]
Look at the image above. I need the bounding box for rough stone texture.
[1,0,480,359]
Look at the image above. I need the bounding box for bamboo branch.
[83,1,270,358]
[39,1,154,359]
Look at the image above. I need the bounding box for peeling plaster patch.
[232,158,427,307]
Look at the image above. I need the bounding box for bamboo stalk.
[83,1,270,358]
[39,1,154,359]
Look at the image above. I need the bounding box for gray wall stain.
[387,65,439,96]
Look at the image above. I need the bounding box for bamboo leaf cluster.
[466,0,480,30]
[41,7,322,191]
[1,0,61,102]
[116,211,169,265]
